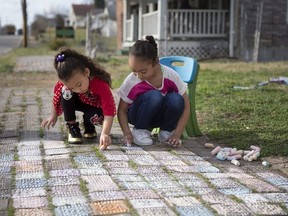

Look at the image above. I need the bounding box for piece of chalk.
[229,150,243,156]
[221,147,233,152]
[244,150,250,154]
[247,156,254,162]
[211,146,221,155]
[216,151,227,160]
[262,161,271,167]
[227,154,242,160]
[250,151,260,161]
[245,150,255,157]
[250,145,261,152]
[230,150,244,156]
[204,143,214,148]
[227,156,236,161]
[231,159,240,166]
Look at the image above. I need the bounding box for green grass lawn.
[1,34,287,157]
[196,61,288,157]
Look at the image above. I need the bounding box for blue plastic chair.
[160,56,202,137]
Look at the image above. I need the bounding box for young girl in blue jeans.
[117,35,190,147]
[41,48,116,150]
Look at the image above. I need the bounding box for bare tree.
[21,0,28,47]
[31,15,48,40]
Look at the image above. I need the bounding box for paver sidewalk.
[0,57,287,215]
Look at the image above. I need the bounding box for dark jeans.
[61,92,103,125]
[128,90,184,131]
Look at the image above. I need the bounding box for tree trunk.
[21,0,28,47]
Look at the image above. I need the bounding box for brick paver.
[0,57,287,215]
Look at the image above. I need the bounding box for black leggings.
[61,92,103,125]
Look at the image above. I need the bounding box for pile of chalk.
[205,143,261,166]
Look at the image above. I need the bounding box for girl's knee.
[165,93,184,110]
[143,90,163,104]
[167,92,184,103]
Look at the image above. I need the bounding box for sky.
[0,0,92,30]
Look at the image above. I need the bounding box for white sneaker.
[132,128,153,146]
[158,130,175,143]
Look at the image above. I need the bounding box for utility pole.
[21,0,28,47]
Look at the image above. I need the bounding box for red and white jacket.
[53,77,116,124]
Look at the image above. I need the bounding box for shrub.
[49,39,66,50]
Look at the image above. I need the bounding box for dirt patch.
[261,156,288,176]
[191,136,288,177]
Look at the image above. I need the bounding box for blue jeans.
[61,93,103,124]
[128,90,184,131]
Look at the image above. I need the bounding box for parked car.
[4,24,16,35]
[17,29,23,35]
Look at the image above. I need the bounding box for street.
[0,35,22,55]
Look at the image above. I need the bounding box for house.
[118,0,288,62]
[69,4,103,29]
[91,0,117,37]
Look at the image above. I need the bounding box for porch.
[122,0,233,59]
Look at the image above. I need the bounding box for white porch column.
[138,0,147,39]
[157,0,167,41]
[229,0,235,57]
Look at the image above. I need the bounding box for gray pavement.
[0,56,287,215]
[14,55,54,72]
[0,35,22,56]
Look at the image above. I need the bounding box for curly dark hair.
[129,35,158,64]
[54,47,112,87]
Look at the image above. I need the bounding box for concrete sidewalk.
[0,57,287,215]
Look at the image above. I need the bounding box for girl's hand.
[41,115,57,130]
[123,132,133,146]
[99,133,111,150]
[167,135,182,148]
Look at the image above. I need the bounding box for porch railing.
[125,19,132,40]
[168,9,229,37]
[142,11,158,37]
[124,9,229,42]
